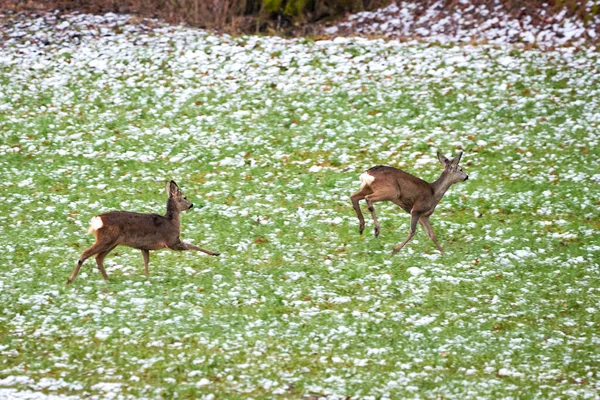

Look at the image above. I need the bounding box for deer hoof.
[374,227,380,238]
[212,252,221,257]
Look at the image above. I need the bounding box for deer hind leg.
[392,212,421,254]
[350,186,371,235]
[364,189,398,238]
[95,244,117,281]
[67,240,116,285]
[141,249,150,277]
[419,216,444,254]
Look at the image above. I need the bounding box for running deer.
[350,151,468,254]
[67,181,220,285]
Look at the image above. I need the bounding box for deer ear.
[167,181,178,197]
[437,152,449,166]
[451,151,463,167]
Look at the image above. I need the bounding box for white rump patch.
[359,172,375,188]
[88,216,103,234]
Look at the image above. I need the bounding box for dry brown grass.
[0,0,257,31]
[0,0,388,33]
[0,0,595,35]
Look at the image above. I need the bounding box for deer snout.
[464,175,469,181]
[189,203,194,209]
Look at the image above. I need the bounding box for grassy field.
[0,13,599,399]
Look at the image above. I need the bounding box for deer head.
[167,180,193,211]
[437,151,468,183]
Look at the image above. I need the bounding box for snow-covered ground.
[326,0,600,49]
[0,10,599,400]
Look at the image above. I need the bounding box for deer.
[67,180,220,285]
[350,151,468,254]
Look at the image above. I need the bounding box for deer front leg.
[170,241,220,256]
[141,249,150,277]
[392,212,420,254]
[419,216,444,254]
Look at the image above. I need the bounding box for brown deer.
[67,181,220,285]
[351,151,468,254]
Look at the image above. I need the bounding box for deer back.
[93,211,179,250]
[366,166,434,212]
[87,181,193,251]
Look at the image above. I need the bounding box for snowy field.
[1,12,599,399]
[327,0,600,49]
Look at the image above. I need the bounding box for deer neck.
[430,170,454,203]
[165,198,181,229]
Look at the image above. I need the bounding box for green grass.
[0,15,599,399]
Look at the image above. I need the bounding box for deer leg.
[170,241,220,256]
[350,189,369,235]
[67,263,84,286]
[419,216,444,254]
[95,245,117,281]
[141,249,150,277]
[365,198,381,238]
[365,191,397,238]
[67,241,115,285]
[392,212,420,254]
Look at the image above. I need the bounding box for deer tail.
[88,216,104,234]
[359,171,375,189]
